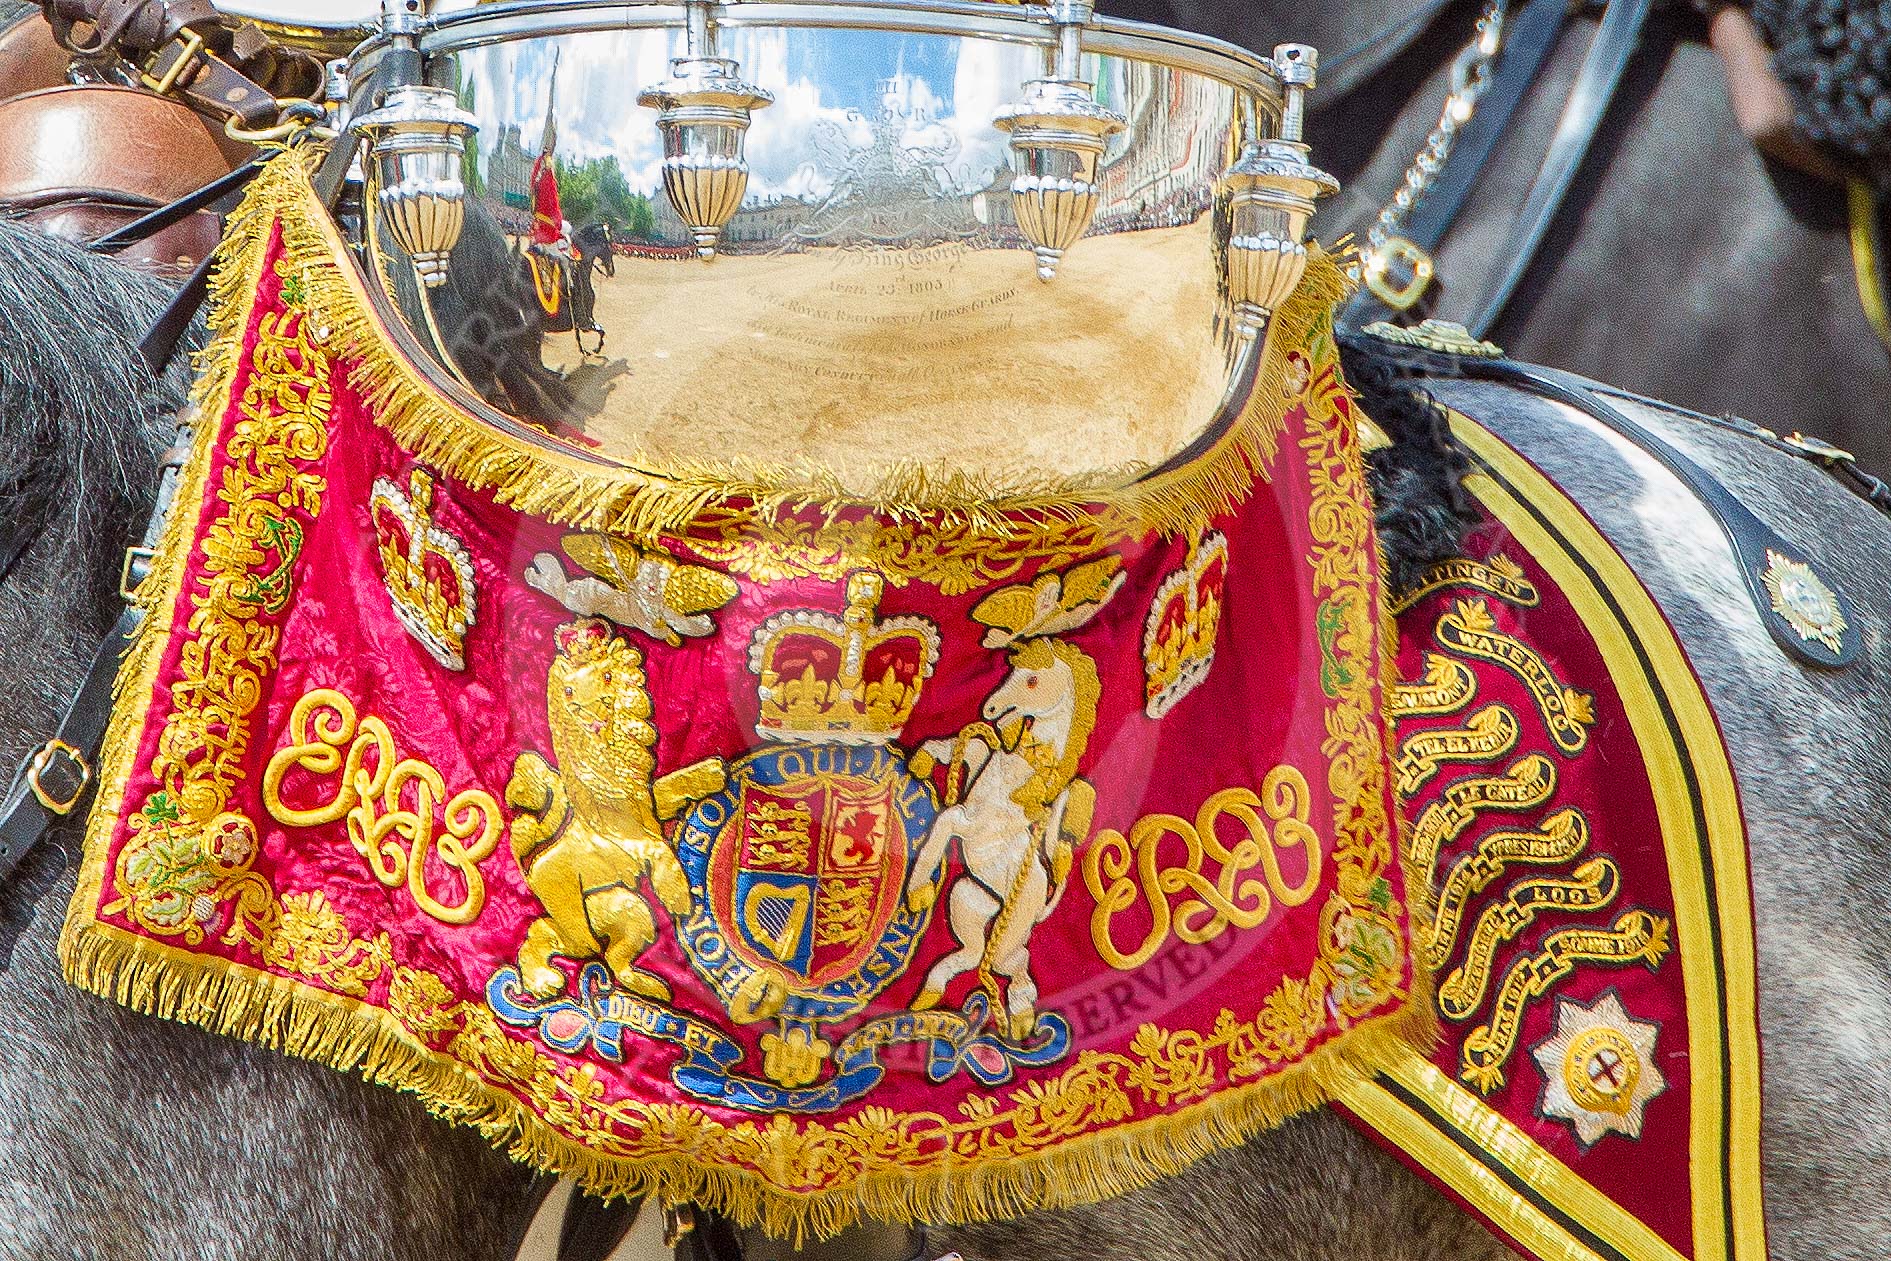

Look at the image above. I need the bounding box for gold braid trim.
[215,154,1349,552]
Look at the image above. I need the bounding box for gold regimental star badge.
[1760,549,1846,654]
[1530,991,1666,1147]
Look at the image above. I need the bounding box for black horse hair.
[1338,333,1480,595]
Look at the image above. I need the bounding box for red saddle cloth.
[60,156,1429,1239]
[1339,415,1768,1261]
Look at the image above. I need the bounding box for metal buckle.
[1362,236,1436,310]
[140,28,207,97]
[27,739,91,816]
[120,545,156,602]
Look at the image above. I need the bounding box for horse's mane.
[0,222,198,621]
[1337,334,1479,595]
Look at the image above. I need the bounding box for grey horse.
[2,222,1888,1261]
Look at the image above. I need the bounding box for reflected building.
[488,122,536,212]
[1095,62,1227,227]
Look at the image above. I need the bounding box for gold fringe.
[226,154,1349,545]
[64,922,1435,1241]
[61,149,1431,1241]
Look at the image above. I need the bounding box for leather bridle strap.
[1339,0,1570,329]
[1460,0,1652,336]
[1451,356,1864,668]
[0,434,185,882]
[1313,0,1466,108]
[0,601,141,878]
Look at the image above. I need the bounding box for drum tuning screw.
[351,84,479,288]
[1218,44,1339,339]
[639,0,773,261]
[993,0,1125,281]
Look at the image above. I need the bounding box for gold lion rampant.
[507,618,726,1000]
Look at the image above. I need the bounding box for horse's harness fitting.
[119,544,155,601]
[1365,318,1868,669]
[1356,0,1504,306]
[1362,317,1502,357]
[1362,235,1436,310]
[26,739,92,816]
[137,23,202,96]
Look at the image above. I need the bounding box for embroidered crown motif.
[748,572,940,745]
[1142,531,1229,719]
[372,469,478,671]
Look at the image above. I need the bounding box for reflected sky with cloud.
[458,28,1122,205]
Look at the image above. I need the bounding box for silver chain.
[1363,0,1507,259]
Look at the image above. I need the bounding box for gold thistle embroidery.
[262,688,503,925]
[1760,549,1847,654]
[1434,857,1621,1017]
[1389,553,1541,615]
[1083,773,1323,970]
[1387,652,1477,720]
[107,299,332,943]
[1405,754,1558,885]
[256,890,392,997]
[1428,807,1591,964]
[1459,909,1671,1093]
[1394,704,1521,796]
[1434,599,1596,755]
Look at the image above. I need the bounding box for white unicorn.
[905,558,1121,1041]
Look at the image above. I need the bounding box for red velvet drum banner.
[60,158,1426,1236]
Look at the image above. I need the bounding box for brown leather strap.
[44,0,218,59]
[152,41,279,128]
[41,0,322,128]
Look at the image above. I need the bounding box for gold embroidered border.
[59,155,1427,1238]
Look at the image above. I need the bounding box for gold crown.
[1142,531,1229,719]
[747,571,940,744]
[371,469,478,671]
